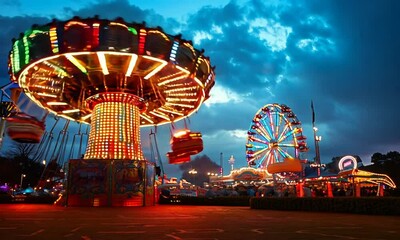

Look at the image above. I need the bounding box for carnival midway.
[0,16,396,207]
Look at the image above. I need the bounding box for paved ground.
[0,204,399,240]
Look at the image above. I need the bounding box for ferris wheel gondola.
[246,103,308,174]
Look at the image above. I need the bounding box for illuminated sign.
[338,155,357,171]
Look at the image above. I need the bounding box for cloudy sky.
[0,0,399,177]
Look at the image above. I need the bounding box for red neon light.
[92,23,100,49]
[138,29,146,55]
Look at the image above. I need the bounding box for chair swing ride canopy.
[8,16,215,127]
[7,16,215,160]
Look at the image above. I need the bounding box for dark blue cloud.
[1,0,399,177]
[0,16,50,81]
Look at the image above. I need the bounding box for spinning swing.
[166,118,203,164]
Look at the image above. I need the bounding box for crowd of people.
[159,179,386,201]
[199,182,384,198]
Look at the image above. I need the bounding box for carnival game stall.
[301,155,397,197]
[338,168,396,197]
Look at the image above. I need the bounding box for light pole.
[189,169,197,186]
[311,101,322,177]
[228,155,235,172]
[40,160,46,179]
[313,126,322,177]
[207,172,218,186]
[38,160,47,189]
[20,174,26,189]
[220,152,223,176]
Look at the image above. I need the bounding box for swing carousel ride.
[5,16,215,206]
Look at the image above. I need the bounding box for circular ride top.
[8,16,215,160]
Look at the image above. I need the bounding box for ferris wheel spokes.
[276,147,290,159]
[257,120,273,141]
[277,123,291,142]
[246,103,309,173]
[252,147,270,159]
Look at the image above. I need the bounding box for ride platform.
[66,159,156,207]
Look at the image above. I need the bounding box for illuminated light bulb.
[173,130,189,138]
[138,29,147,55]
[84,92,144,160]
[92,23,100,49]
[169,40,179,61]
[158,74,188,86]
[37,92,58,98]
[149,111,170,121]
[125,54,138,76]
[164,86,196,93]
[175,65,190,74]
[23,36,29,64]
[59,114,76,122]
[47,102,68,106]
[65,54,87,74]
[193,77,204,88]
[110,22,129,29]
[12,40,21,73]
[166,97,197,102]
[50,26,59,53]
[97,52,109,75]
[158,107,184,116]
[140,114,154,124]
[165,102,195,108]
[65,21,87,28]
[62,109,81,114]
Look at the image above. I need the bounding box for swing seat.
[170,130,203,156]
[167,151,191,164]
[6,113,45,143]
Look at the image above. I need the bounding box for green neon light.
[23,35,30,65]
[128,27,137,35]
[12,40,20,73]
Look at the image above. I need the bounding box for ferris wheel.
[246,103,308,170]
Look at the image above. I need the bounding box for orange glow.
[267,157,303,174]
[173,130,189,138]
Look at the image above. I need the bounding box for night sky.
[0,0,399,177]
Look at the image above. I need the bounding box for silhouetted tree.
[179,155,220,186]
[371,152,385,164]
[0,142,43,188]
[371,151,400,164]
[386,151,400,162]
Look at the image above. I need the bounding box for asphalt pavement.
[0,204,399,239]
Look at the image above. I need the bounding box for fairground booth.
[210,155,396,198]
